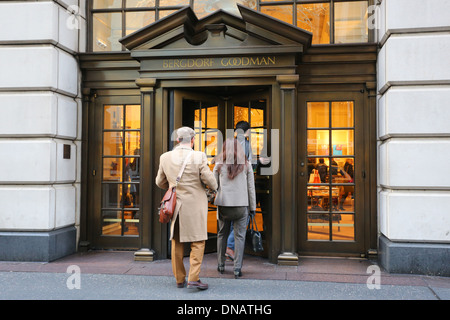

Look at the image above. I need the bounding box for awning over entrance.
[119,4,312,79]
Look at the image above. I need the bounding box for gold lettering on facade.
[163,56,276,69]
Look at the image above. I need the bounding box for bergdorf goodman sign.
[162,56,278,69]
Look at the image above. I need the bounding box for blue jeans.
[227,224,235,250]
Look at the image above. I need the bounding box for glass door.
[298,92,365,255]
[171,88,271,255]
[90,95,141,249]
[231,92,271,254]
[172,90,224,253]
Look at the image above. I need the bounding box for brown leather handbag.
[158,151,193,223]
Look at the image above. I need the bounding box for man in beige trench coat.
[155,127,217,290]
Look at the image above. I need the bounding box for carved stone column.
[134,78,156,261]
[276,75,299,266]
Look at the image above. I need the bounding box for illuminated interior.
[306,101,355,241]
[91,0,370,51]
[102,105,141,236]
[189,99,267,235]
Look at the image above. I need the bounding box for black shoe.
[187,279,208,290]
[234,270,242,279]
[217,265,225,274]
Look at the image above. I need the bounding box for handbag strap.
[249,215,259,232]
[175,150,193,187]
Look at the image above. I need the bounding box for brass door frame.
[144,79,279,260]
[88,94,142,249]
[298,91,367,256]
[168,87,272,255]
[171,89,225,254]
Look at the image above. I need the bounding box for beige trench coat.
[155,146,217,243]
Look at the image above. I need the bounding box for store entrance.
[298,91,367,256]
[170,87,271,255]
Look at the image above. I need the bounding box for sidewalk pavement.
[0,250,449,300]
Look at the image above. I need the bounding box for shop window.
[102,105,141,237]
[297,3,330,45]
[334,1,369,43]
[306,101,355,241]
[90,0,370,51]
[125,11,155,36]
[126,0,156,6]
[261,5,293,25]
[93,12,122,51]
[93,0,122,9]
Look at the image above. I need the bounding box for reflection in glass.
[336,186,354,213]
[159,10,177,19]
[126,0,155,7]
[93,13,122,52]
[250,128,265,156]
[102,210,122,235]
[103,158,123,181]
[125,131,140,155]
[126,105,141,129]
[104,105,123,130]
[103,132,123,156]
[330,157,354,184]
[126,11,155,36]
[297,3,330,44]
[331,130,354,156]
[234,105,248,127]
[194,0,256,18]
[102,184,122,208]
[307,130,329,156]
[332,101,354,128]
[93,0,122,9]
[307,102,329,128]
[205,131,219,158]
[125,158,140,183]
[332,214,354,240]
[124,211,139,235]
[261,5,293,25]
[334,1,368,44]
[307,213,329,240]
[250,101,264,127]
[160,0,189,6]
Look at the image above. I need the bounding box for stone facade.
[376,0,450,275]
[0,0,86,261]
[0,0,448,275]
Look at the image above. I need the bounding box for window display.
[90,0,370,51]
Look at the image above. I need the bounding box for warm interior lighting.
[306,101,355,241]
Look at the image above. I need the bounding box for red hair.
[215,138,247,180]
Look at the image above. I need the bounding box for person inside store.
[316,158,328,183]
[339,159,354,211]
[155,127,217,290]
[213,138,257,278]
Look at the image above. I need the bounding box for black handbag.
[246,215,264,252]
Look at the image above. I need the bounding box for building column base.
[277,252,298,266]
[134,248,155,261]
[0,226,76,262]
[378,234,450,276]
